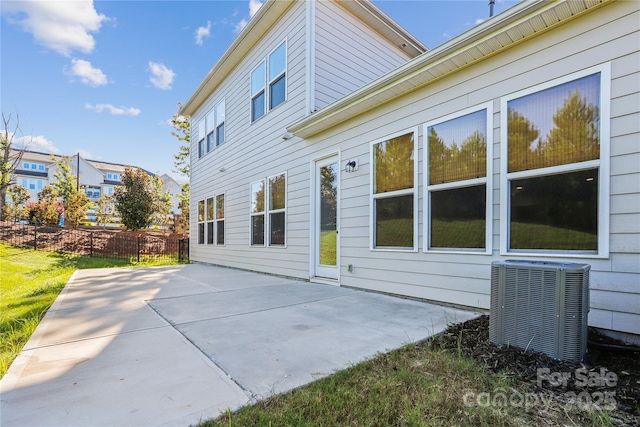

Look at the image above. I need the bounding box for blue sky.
[1,0,518,183]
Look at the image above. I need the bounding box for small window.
[501,67,608,255]
[38,164,45,171]
[268,174,286,246]
[206,197,214,244]
[268,42,286,110]
[23,162,29,169]
[31,164,37,170]
[216,194,225,245]
[197,120,206,158]
[216,99,225,146]
[425,107,491,252]
[206,110,216,153]
[251,62,266,122]
[197,200,205,244]
[371,131,417,250]
[250,180,265,246]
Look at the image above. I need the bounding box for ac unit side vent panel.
[489,260,590,362]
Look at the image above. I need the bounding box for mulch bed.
[430,315,640,426]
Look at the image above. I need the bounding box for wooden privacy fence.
[0,221,189,263]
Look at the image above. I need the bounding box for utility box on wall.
[489,260,590,362]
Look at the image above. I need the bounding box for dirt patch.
[430,315,640,426]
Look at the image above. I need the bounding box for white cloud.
[249,0,264,18]
[148,62,176,90]
[475,18,486,25]
[65,59,108,86]
[195,20,211,46]
[2,0,107,57]
[234,0,263,34]
[85,103,141,116]
[10,134,62,154]
[76,149,97,159]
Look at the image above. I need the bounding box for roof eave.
[287,0,609,139]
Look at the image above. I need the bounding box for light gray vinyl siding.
[299,1,639,336]
[313,0,413,110]
[189,1,311,277]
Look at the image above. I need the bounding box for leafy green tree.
[150,175,173,228]
[114,167,155,230]
[95,194,116,227]
[4,184,30,222]
[31,186,62,226]
[507,108,541,172]
[543,90,599,166]
[1,113,28,221]
[171,103,190,232]
[50,155,90,228]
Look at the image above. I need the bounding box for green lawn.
[0,243,176,377]
[319,229,336,265]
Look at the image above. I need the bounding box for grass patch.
[319,229,336,265]
[510,222,597,251]
[199,343,525,426]
[0,243,177,377]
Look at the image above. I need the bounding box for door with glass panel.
[314,156,339,280]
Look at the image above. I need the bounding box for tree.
[50,155,90,228]
[171,103,190,232]
[114,167,155,230]
[150,175,173,228]
[507,108,541,172]
[1,113,29,220]
[543,90,600,166]
[4,184,30,222]
[31,185,63,225]
[95,194,116,227]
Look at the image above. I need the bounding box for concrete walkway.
[1,264,477,426]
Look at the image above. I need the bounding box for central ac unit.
[489,260,590,362]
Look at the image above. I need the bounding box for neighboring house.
[11,150,182,214]
[160,173,183,214]
[182,0,639,343]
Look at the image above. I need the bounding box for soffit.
[287,0,610,138]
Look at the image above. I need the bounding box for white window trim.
[250,39,287,124]
[423,103,493,255]
[206,197,215,245]
[369,127,419,252]
[499,63,610,258]
[197,199,205,245]
[249,179,266,247]
[215,192,225,246]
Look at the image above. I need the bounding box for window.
[425,106,491,252]
[206,110,216,153]
[371,131,417,250]
[197,120,206,158]
[215,99,225,146]
[216,194,225,245]
[268,174,286,245]
[107,173,119,181]
[250,174,286,246]
[206,197,214,244]
[250,180,265,245]
[38,164,45,171]
[23,162,29,169]
[197,200,205,244]
[107,187,114,196]
[251,40,286,122]
[501,66,609,255]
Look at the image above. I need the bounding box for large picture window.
[251,40,286,122]
[501,66,609,255]
[371,131,417,250]
[249,174,286,247]
[425,107,491,252]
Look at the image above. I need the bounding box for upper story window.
[251,40,287,122]
[371,130,417,251]
[106,173,119,181]
[500,65,609,256]
[425,106,492,253]
[22,162,45,171]
[197,120,206,158]
[205,98,226,154]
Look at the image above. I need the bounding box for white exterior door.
[314,156,339,280]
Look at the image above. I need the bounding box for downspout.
[305,0,316,115]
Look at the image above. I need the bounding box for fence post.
[90,231,93,257]
[137,236,141,263]
[34,224,37,250]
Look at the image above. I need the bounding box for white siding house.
[184,0,639,342]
